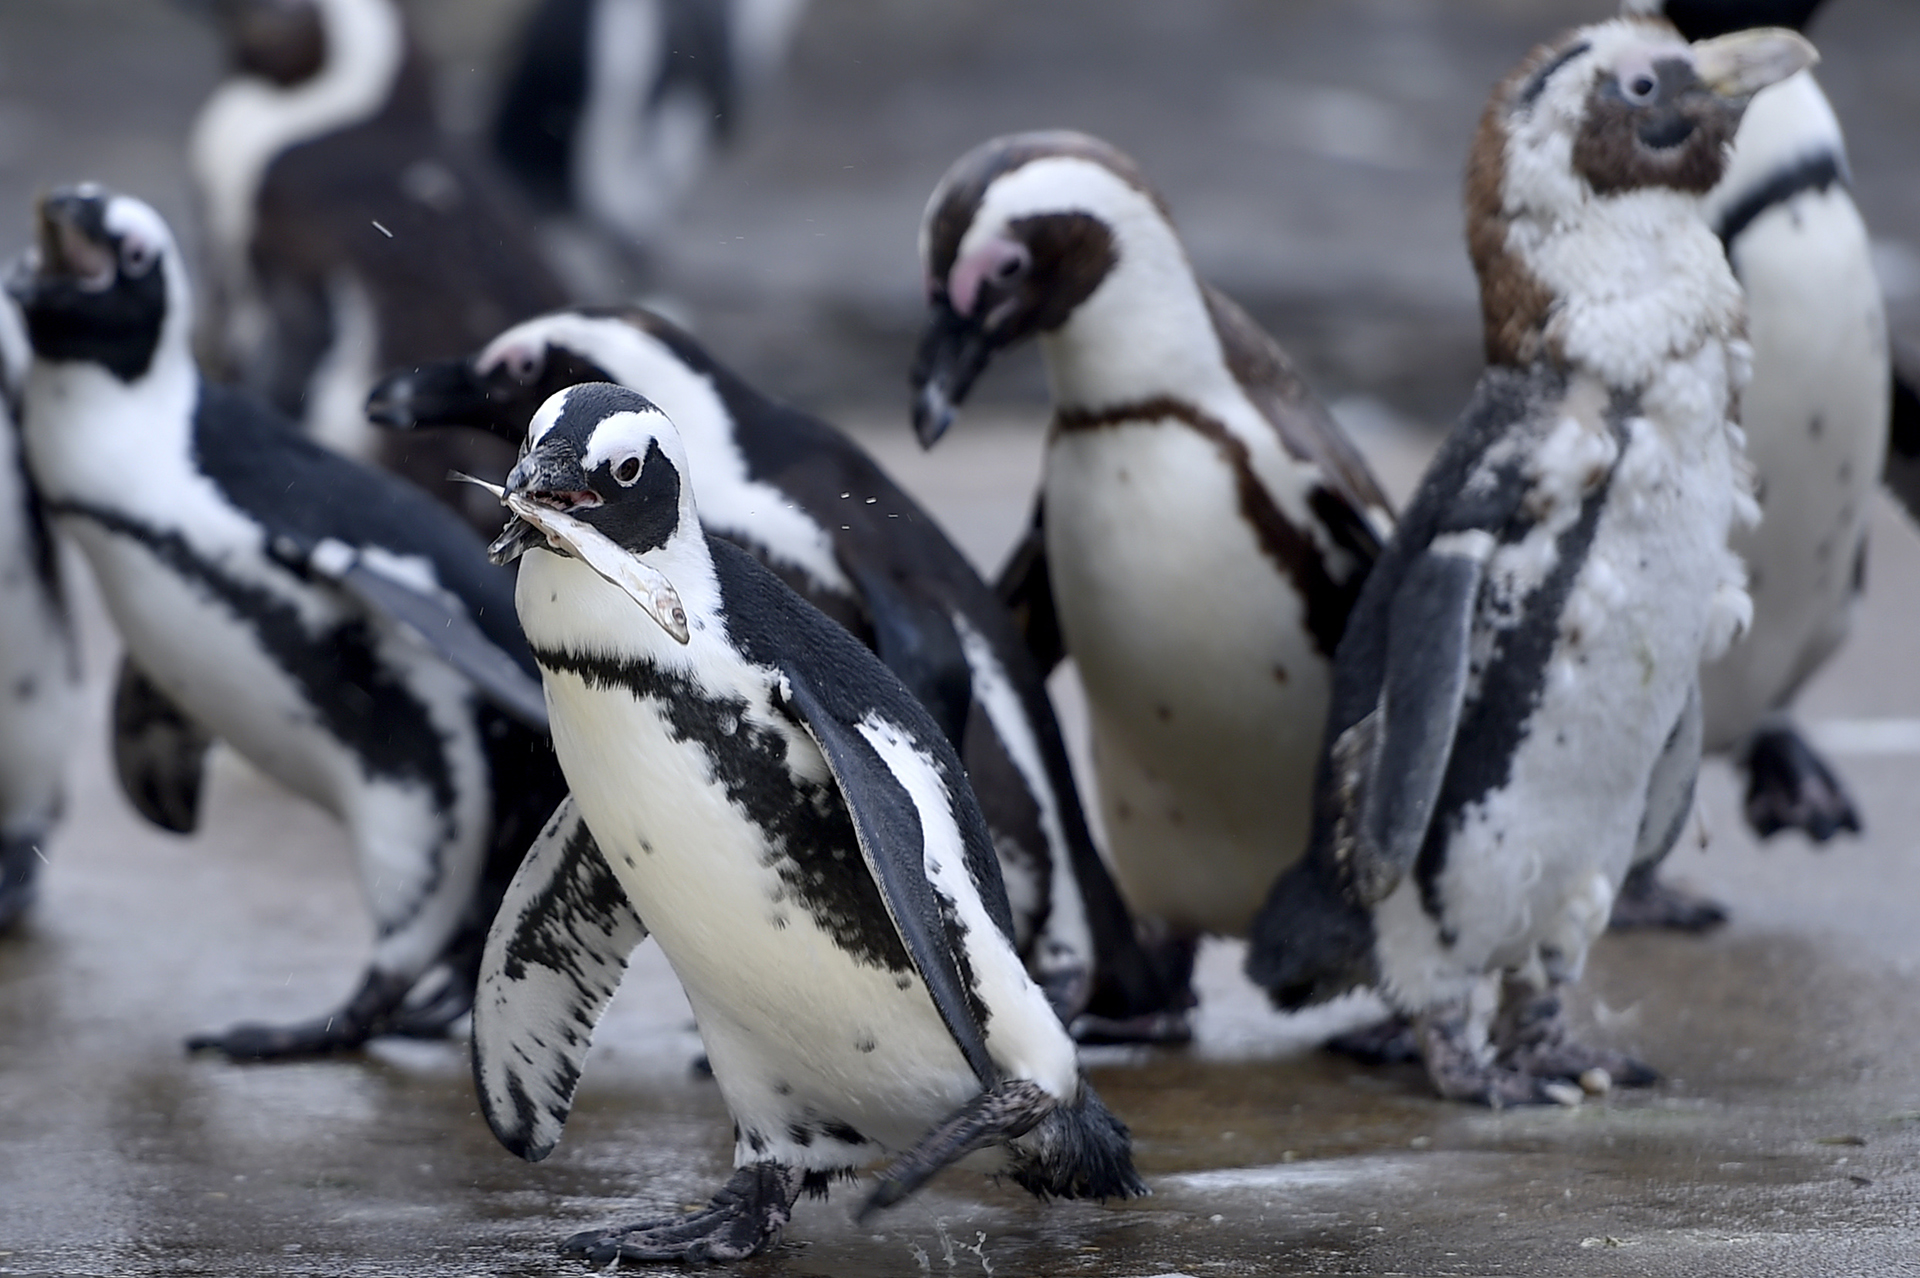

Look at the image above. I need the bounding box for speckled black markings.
[530,642,917,977]
[1519,40,1592,111]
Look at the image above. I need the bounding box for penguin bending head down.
[1246,20,1814,1106]
[910,130,1390,996]
[6,186,565,1057]
[474,382,1142,1263]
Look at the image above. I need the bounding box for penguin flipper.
[1349,542,1486,903]
[472,796,648,1162]
[110,657,215,835]
[778,667,1001,1089]
[280,532,551,731]
[1884,342,1920,527]
[993,496,1067,674]
[845,563,973,750]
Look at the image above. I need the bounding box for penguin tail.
[855,1078,1144,1222]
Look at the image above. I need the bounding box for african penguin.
[0,293,79,932]
[911,130,1391,989]
[1608,0,1888,928]
[7,185,566,1057]
[1246,19,1811,1106]
[365,305,1186,1038]
[188,0,568,535]
[491,0,809,269]
[473,381,1142,1263]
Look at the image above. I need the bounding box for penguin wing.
[110,658,215,835]
[992,494,1067,674]
[1345,531,1491,903]
[1203,283,1394,542]
[1887,340,1920,527]
[471,796,648,1161]
[779,665,1001,1089]
[843,561,974,750]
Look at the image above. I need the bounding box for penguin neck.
[188,0,407,266]
[1702,70,1847,233]
[1036,221,1238,415]
[1502,191,1746,418]
[23,332,200,505]
[518,523,722,675]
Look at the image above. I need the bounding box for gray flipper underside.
[778,667,999,1089]
[1352,547,1484,903]
[1632,683,1703,872]
[273,532,551,731]
[472,796,647,1161]
[845,562,973,751]
[111,657,215,835]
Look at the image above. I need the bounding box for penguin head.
[6,186,189,384]
[494,381,698,563]
[1621,0,1829,41]
[366,310,618,442]
[1465,18,1814,367]
[910,130,1172,446]
[216,0,327,87]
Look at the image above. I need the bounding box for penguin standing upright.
[471,381,1142,1263]
[1605,2,1888,926]
[188,0,568,533]
[910,131,1390,992]
[1246,19,1811,1105]
[8,185,565,1057]
[0,294,78,932]
[365,306,1184,1036]
[491,0,810,269]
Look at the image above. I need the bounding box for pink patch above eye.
[947,239,1027,318]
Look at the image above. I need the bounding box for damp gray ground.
[3,2,1920,1275]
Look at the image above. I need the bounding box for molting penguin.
[366,306,1185,1037]
[911,131,1391,988]
[1606,1,1887,933]
[473,381,1142,1263]
[491,0,809,272]
[1245,20,1811,1106]
[0,294,79,932]
[188,0,568,534]
[7,185,565,1057]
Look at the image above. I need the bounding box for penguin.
[1889,336,1920,524]
[1604,1,1888,934]
[910,130,1391,992]
[490,0,810,269]
[0,293,79,932]
[1245,19,1812,1106]
[365,306,1185,1037]
[7,184,566,1058]
[471,381,1143,1263]
[187,0,569,535]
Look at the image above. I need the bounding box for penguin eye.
[612,454,642,485]
[503,346,543,383]
[120,236,157,278]
[990,244,1031,284]
[1621,71,1659,105]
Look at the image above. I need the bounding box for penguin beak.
[12,191,116,300]
[490,443,690,644]
[365,356,529,444]
[1690,27,1818,101]
[909,298,995,449]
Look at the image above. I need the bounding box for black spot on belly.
[744,1127,768,1154]
[532,647,914,974]
[787,1122,814,1147]
[822,1120,868,1146]
[773,1080,792,1096]
[855,1034,877,1053]
[1809,414,1825,437]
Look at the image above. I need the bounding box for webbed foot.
[1323,1014,1420,1065]
[562,1162,799,1264]
[1608,861,1728,933]
[185,969,415,1061]
[1744,723,1861,843]
[1492,989,1658,1092]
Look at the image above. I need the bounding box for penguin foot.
[1607,862,1728,933]
[185,969,415,1061]
[0,835,45,934]
[1492,989,1658,1092]
[1070,1008,1193,1046]
[859,1079,1059,1219]
[1744,724,1862,843]
[561,1162,799,1264]
[1416,1012,1571,1108]
[1323,1014,1420,1066]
